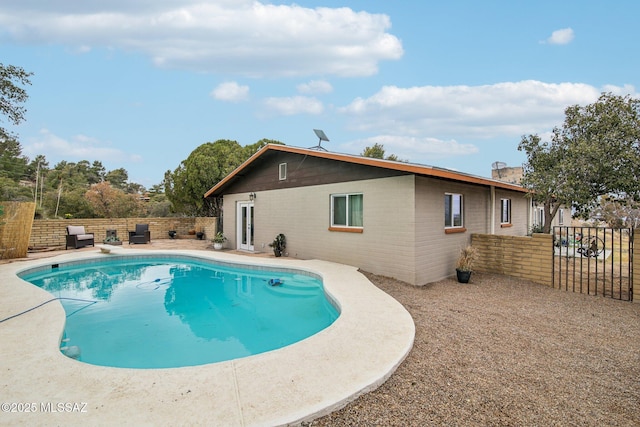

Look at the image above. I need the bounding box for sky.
[1,0,638,189]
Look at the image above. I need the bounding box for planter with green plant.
[455,245,477,283]
[103,235,122,246]
[212,231,226,250]
[269,233,286,257]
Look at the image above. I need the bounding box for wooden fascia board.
[203,144,271,198]
[203,144,528,198]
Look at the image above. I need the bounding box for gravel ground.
[309,272,640,427]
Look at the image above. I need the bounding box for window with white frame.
[279,163,287,180]
[331,193,363,228]
[558,208,564,225]
[444,193,463,228]
[536,207,544,227]
[500,198,511,223]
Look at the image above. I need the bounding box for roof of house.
[204,144,529,198]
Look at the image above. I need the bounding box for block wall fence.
[29,217,218,248]
[472,231,639,303]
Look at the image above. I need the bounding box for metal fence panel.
[552,226,634,301]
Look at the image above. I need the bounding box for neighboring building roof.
[204,144,528,198]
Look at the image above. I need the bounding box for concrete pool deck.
[0,245,414,426]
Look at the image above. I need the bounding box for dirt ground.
[309,271,640,426]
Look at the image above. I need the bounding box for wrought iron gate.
[553,226,634,301]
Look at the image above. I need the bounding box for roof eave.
[203,144,528,198]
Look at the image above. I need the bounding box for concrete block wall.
[471,233,553,286]
[29,217,217,248]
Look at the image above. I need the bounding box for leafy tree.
[165,139,283,216]
[0,136,28,182]
[43,186,94,218]
[26,154,49,181]
[105,168,128,190]
[45,161,89,190]
[362,143,386,159]
[0,137,32,201]
[243,138,283,158]
[361,143,402,161]
[593,195,640,229]
[519,93,640,233]
[0,176,31,201]
[89,161,106,184]
[0,63,32,139]
[125,182,146,195]
[165,140,244,216]
[85,181,144,218]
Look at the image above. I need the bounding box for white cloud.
[343,135,479,160]
[297,80,333,95]
[0,1,403,77]
[23,128,142,164]
[211,81,249,102]
[545,28,575,45]
[339,80,604,139]
[263,96,324,116]
[601,84,638,97]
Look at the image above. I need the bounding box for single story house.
[205,144,531,286]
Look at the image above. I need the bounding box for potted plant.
[103,235,122,246]
[196,227,205,240]
[455,245,477,283]
[269,233,286,257]
[212,232,226,250]
[168,221,177,239]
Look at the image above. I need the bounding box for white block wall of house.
[413,177,529,285]
[493,189,530,236]
[414,177,480,285]
[223,175,418,285]
[222,174,529,286]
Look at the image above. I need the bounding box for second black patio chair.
[128,224,151,244]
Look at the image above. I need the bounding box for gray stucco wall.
[413,178,528,285]
[222,174,529,286]
[223,175,418,285]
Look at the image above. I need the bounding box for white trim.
[500,198,512,224]
[330,193,364,229]
[236,201,254,251]
[444,193,464,228]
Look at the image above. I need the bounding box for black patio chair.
[128,224,151,244]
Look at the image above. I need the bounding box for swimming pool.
[3,249,415,425]
[19,255,339,369]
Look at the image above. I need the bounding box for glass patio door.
[237,201,254,251]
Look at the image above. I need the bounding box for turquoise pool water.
[19,256,339,369]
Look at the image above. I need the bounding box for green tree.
[165,140,245,216]
[43,186,94,219]
[165,139,283,216]
[0,176,31,201]
[0,137,28,181]
[105,168,128,190]
[89,161,106,184]
[26,155,49,181]
[518,93,640,233]
[593,195,640,229]
[0,136,32,201]
[85,181,144,218]
[361,143,402,161]
[0,63,32,139]
[361,143,386,159]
